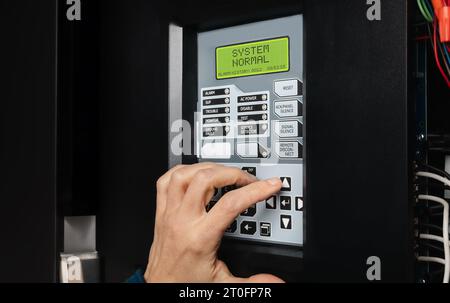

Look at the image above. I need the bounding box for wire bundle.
[417,0,450,88]
[416,168,450,283]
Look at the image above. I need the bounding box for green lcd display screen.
[215,37,290,80]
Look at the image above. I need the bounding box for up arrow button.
[280,177,291,191]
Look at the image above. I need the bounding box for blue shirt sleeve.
[126,269,146,283]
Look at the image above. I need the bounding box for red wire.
[433,20,450,88]
[416,35,431,41]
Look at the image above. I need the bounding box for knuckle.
[170,169,185,185]
[173,164,185,171]
[156,176,168,191]
[220,193,240,214]
[194,168,215,183]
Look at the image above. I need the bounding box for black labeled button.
[265,196,276,209]
[238,104,268,113]
[241,204,256,217]
[237,94,268,103]
[242,167,256,176]
[260,222,271,237]
[226,220,237,233]
[203,107,230,115]
[238,114,268,122]
[280,177,291,191]
[295,197,304,211]
[237,123,268,136]
[203,125,230,137]
[203,88,230,97]
[203,116,230,124]
[240,221,257,235]
[203,97,230,106]
[280,196,291,210]
[280,215,292,229]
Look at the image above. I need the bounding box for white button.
[274,121,300,138]
[295,197,303,211]
[236,142,258,158]
[201,142,231,159]
[274,79,302,97]
[274,100,301,117]
[275,141,301,158]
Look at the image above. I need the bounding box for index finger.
[205,177,282,234]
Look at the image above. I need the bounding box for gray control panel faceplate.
[197,15,303,246]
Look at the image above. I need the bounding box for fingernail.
[267,177,281,186]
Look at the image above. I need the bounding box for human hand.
[144,163,284,283]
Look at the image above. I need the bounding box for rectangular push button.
[274,79,302,97]
[203,126,230,137]
[203,97,230,106]
[274,120,301,138]
[280,215,292,229]
[203,107,230,115]
[238,114,268,122]
[203,88,230,97]
[200,142,231,159]
[238,123,268,136]
[237,94,268,103]
[275,141,302,158]
[236,142,258,158]
[274,100,302,117]
[240,221,257,235]
[238,104,268,113]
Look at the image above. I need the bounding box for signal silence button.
[274,121,301,138]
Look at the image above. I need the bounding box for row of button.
[273,79,303,160]
[266,196,303,211]
[208,196,303,216]
[226,216,293,237]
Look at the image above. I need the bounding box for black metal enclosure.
[1,0,419,282]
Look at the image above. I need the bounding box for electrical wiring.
[420,233,445,243]
[443,40,450,68]
[419,163,450,180]
[418,1,450,86]
[420,240,445,252]
[418,0,434,21]
[418,256,447,265]
[425,0,436,17]
[418,194,450,283]
[433,19,450,87]
[417,171,450,187]
[438,38,450,75]
[420,223,444,232]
